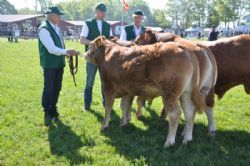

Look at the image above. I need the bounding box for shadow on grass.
[48,118,93,165]
[89,108,250,165]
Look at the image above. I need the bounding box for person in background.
[197,31,201,39]
[120,10,145,41]
[80,3,112,111]
[7,27,13,43]
[208,25,219,41]
[38,6,79,122]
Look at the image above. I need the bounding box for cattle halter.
[68,54,78,86]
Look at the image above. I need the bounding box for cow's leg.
[126,96,134,121]
[147,98,153,107]
[201,88,216,136]
[120,96,133,126]
[136,96,144,119]
[160,107,167,119]
[101,95,114,131]
[205,106,216,136]
[163,97,181,148]
[180,92,195,144]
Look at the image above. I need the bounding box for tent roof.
[0,14,44,23]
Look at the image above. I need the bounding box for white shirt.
[120,25,142,41]
[80,20,113,38]
[38,21,67,56]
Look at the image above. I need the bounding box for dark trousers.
[84,62,105,109]
[42,67,64,113]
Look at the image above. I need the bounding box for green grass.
[0,38,249,165]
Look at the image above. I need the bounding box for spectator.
[208,25,219,41]
[7,28,13,42]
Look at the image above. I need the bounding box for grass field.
[0,38,249,165]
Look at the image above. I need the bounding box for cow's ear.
[95,36,105,47]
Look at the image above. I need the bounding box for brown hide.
[200,35,250,98]
[85,37,204,111]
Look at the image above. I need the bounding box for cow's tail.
[198,44,218,107]
[182,46,206,113]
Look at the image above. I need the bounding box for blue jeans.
[42,67,64,113]
[84,62,105,109]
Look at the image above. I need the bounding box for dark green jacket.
[85,18,111,51]
[124,24,145,41]
[38,20,65,68]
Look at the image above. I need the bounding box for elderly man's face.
[96,10,106,20]
[134,16,143,25]
[49,13,61,24]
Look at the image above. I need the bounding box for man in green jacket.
[120,10,146,41]
[38,6,78,121]
[80,3,112,111]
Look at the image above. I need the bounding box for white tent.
[235,25,250,33]
[185,27,202,38]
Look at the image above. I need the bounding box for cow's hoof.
[182,138,192,144]
[120,122,128,127]
[127,115,131,121]
[164,140,175,148]
[208,131,216,137]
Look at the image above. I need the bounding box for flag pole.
[122,1,124,27]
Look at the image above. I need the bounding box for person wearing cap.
[120,10,146,41]
[38,5,79,121]
[80,3,112,111]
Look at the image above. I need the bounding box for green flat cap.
[95,2,107,12]
[133,10,144,16]
[44,5,65,15]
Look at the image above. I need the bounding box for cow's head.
[135,29,157,45]
[85,36,106,65]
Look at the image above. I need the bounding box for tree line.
[1,0,250,29]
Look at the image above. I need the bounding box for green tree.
[37,0,52,13]
[17,7,36,14]
[153,9,171,28]
[0,0,17,14]
[57,0,157,27]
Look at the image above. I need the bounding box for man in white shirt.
[80,3,112,111]
[38,6,78,122]
[120,10,146,41]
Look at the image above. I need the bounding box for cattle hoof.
[164,141,175,148]
[208,131,216,137]
[127,115,131,121]
[182,138,192,144]
[120,122,128,127]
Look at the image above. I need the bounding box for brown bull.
[135,31,218,135]
[85,36,206,147]
[199,35,250,98]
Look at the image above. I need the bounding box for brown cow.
[136,31,250,98]
[108,37,154,117]
[135,31,218,135]
[85,36,206,147]
[199,35,250,98]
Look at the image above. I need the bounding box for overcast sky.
[8,0,166,10]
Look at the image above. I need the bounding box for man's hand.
[66,49,79,58]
